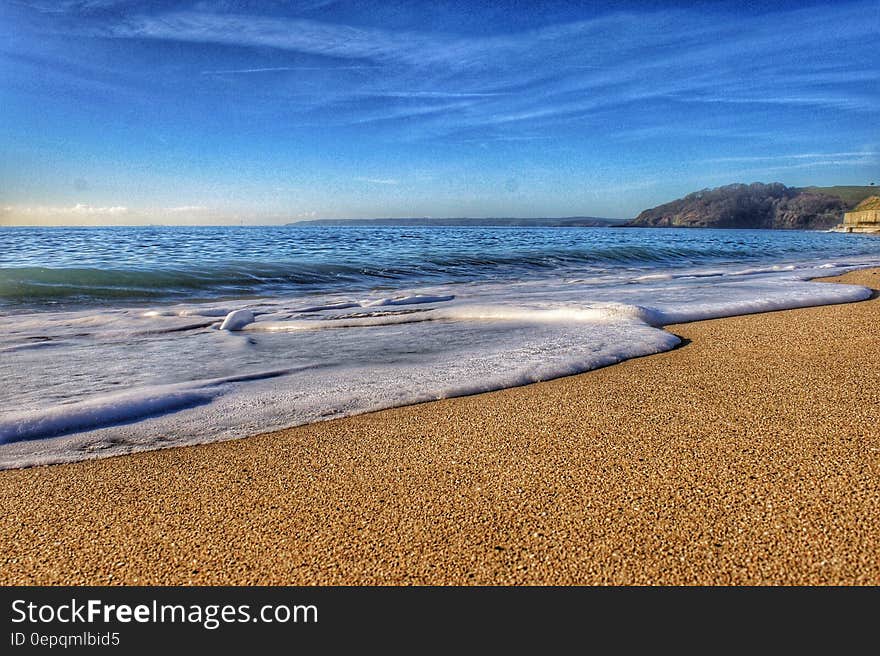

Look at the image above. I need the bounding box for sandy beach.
[1,268,878,586]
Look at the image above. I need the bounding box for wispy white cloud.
[15,0,130,13]
[671,94,878,112]
[355,177,399,185]
[164,205,209,213]
[201,65,376,75]
[102,12,467,68]
[363,91,506,99]
[582,179,661,195]
[22,1,880,142]
[710,156,879,179]
[346,101,476,125]
[11,203,130,216]
[0,204,130,226]
[703,152,879,164]
[0,203,223,226]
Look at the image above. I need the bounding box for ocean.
[1,225,878,469]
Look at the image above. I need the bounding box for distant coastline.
[288,183,878,230]
[289,216,625,228]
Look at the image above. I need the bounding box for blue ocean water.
[1,225,878,469]
[2,225,879,308]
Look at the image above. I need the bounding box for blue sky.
[1,0,878,224]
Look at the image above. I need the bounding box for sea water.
[1,225,878,469]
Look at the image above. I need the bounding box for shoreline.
[1,268,878,584]
[1,263,873,471]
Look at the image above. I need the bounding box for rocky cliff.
[628,183,853,229]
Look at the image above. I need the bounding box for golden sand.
[1,269,878,585]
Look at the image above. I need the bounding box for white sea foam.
[144,306,236,318]
[359,294,456,307]
[727,264,797,276]
[0,258,876,469]
[292,294,455,313]
[634,273,675,282]
[219,309,254,331]
[650,280,870,324]
[0,385,217,445]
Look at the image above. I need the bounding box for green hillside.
[853,195,880,211]
[627,182,850,230]
[798,186,877,206]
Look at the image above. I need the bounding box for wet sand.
[1,269,878,585]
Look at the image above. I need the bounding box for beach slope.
[1,269,878,585]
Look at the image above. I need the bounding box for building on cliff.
[833,196,880,233]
